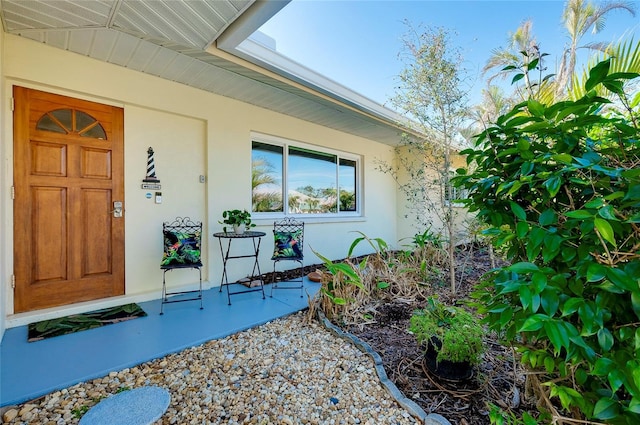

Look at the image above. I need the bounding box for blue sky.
[259,0,640,106]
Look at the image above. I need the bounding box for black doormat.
[27,303,147,342]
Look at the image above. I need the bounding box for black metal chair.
[270,217,304,297]
[160,217,203,314]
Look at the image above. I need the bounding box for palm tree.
[470,85,514,127]
[556,0,636,95]
[252,158,282,212]
[252,158,276,190]
[569,39,640,108]
[482,20,538,88]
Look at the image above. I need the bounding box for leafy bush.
[409,297,484,365]
[454,59,640,424]
[311,231,440,325]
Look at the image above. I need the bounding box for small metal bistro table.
[213,231,266,305]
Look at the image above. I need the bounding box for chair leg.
[270,261,277,298]
[270,259,304,297]
[160,270,167,315]
[198,267,203,310]
[298,260,304,298]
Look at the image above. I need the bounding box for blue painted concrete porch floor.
[0,280,320,407]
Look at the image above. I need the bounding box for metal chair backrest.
[271,217,304,260]
[161,217,203,269]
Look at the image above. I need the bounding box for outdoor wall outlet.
[199,175,206,183]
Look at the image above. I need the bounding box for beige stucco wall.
[394,144,470,247]
[0,34,398,329]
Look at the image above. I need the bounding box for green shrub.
[454,59,640,423]
[409,297,484,365]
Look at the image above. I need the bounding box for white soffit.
[0,0,406,145]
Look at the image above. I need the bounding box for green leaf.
[598,205,618,221]
[542,234,562,263]
[510,202,527,220]
[539,209,557,226]
[508,262,539,274]
[586,263,606,282]
[507,180,523,196]
[511,73,525,84]
[377,281,390,290]
[597,328,614,351]
[516,221,529,238]
[594,357,615,375]
[606,267,634,291]
[522,412,537,425]
[632,293,640,320]
[585,198,605,208]
[552,153,573,164]
[562,298,584,316]
[532,272,547,293]
[607,71,640,80]
[517,138,530,151]
[594,217,616,247]
[608,369,625,393]
[527,57,540,72]
[633,364,640,389]
[544,355,555,373]
[593,397,619,420]
[519,285,533,310]
[527,99,544,117]
[585,59,611,92]
[564,210,594,219]
[541,288,559,316]
[520,161,534,176]
[627,397,640,414]
[544,176,562,198]
[518,314,546,332]
[544,320,570,354]
[347,236,365,258]
[602,80,624,95]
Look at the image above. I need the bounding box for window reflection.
[252,142,283,212]
[339,158,357,211]
[288,147,337,214]
[251,139,359,216]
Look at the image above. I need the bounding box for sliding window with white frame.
[251,135,361,217]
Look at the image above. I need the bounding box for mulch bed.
[261,245,540,425]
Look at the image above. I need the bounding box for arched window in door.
[36,108,107,139]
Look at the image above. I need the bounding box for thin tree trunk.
[449,231,456,293]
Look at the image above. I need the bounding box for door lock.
[112,201,123,218]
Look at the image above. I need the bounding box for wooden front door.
[13,87,125,313]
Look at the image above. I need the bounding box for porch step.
[79,386,170,425]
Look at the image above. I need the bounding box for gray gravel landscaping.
[1,312,449,425]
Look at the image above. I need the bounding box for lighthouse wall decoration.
[141,147,162,190]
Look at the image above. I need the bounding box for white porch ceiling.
[0,0,405,145]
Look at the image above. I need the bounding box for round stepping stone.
[79,386,170,425]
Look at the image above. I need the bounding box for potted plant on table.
[219,209,255,234]
[409,297,484,381]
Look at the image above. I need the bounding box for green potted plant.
[409,297,484,381]
[219,209,255,234]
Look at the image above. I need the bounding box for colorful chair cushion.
[161,230,202,267]
[272,230,303,259]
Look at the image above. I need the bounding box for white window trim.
[251,132,362,218]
